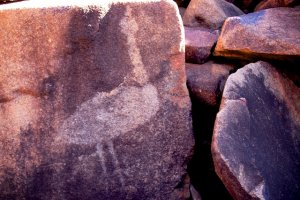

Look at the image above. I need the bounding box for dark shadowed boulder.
[185,27,219,64]
[179,7,186,18]
[214,7,300,61]
[183,0,244,29]
[186,62,234,106]
[0,0,194,199]
[212,61,300,200]
[225,0,264,12]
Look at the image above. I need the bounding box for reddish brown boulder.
[214,7,300,61]
[186,62,234,106]
[183,0,244,29]
[0,0,194,199]
[185,27,219,64]
[212,61,300,200]
[255,0,300,11]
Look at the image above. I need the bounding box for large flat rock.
[214,7,300,61]
[0,0,194,199]
[212,61,300,200]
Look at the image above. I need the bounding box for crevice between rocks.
[187,87,233,200]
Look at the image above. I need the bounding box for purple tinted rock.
[186,61,234,106]
[185,27,219,64]
[212,61,300,200]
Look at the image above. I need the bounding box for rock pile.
[179,0,300,199]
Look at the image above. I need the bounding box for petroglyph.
[120,5,149,85]
[55,4,162,187]
[108,141,125,186]
[56,84,159,185]
[96,143,107,174]
[58,84,159,144]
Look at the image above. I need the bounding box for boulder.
[255,0,300,11]
[185,27,219,64]
[0,0,194,199]
[175,0,191,8]
[183,0,244,29]
[212,61,300,200]
[214,7,300,61]
[225,0,263,12]
[186,62,234,106]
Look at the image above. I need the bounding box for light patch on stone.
[0,95,39,135]
[107,141,125,186]
[57,84,159,144]
[120,6,148,85]
[96,143,107,174]
[237,164,265,199]
[249,180,265,199]
[172,0,185,53]
[223,69,247,98]
[224,61,300,151]
[224,61,286,103]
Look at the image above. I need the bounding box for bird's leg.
[108,140,125,187]
[96,143,107,174]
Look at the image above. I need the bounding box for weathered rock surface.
[185,27,219,64]
[186,62,234,106]
[0,0,194,199]
[214,7,300,61]
[255,0,300,11]
[183,0,244,29]
[212,61,300,200]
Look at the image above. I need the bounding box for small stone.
[185,27,219,64]
[186,61,234,106]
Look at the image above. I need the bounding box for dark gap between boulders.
[187,93,233,200]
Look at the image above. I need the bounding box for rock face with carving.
[212,61,300,200]
[0,0,194,199]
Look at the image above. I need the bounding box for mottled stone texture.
[185,27,219,64]
[0,0,194,199]
[186,62,234,106]
[255,0,300,11]
[183,0,243,29]
[212,61,300,200]
[214,7,300,61]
